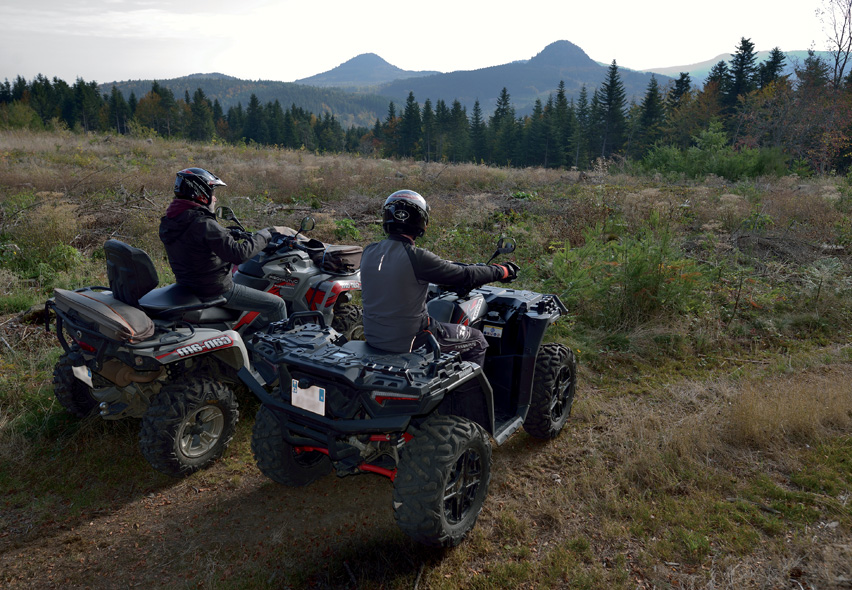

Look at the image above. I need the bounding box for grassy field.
[1,129,851,589]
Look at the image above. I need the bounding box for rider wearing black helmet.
[159,167,287,327]
[360,189,517,365]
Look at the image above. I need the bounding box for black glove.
[495,261,519,283]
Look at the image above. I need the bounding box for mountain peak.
[343,53,392,67]
[529,40,595,67]
[295,53,438,88]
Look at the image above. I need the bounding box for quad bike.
[45,212,363,477]
[238,237,577,547]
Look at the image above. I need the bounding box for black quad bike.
[238,238,577,547]
[46,212,363,477]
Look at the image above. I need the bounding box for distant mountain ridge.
[374,41,661,116]
[100,41,822,130]
[646,50,831,84]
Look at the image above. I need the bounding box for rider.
[360,189,517,366]
[159,167,287,328]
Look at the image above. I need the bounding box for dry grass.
[724,366,852,448]
[1,129,852,589]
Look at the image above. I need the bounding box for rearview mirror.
[496,237,516,255]
[299,216,316,232]
[215,206,236,222]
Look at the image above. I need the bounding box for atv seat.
[103,239,159,307]
[138,283,229,321]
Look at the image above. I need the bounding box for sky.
[1,0,829,85]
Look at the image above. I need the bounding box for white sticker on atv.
[72,364,93,387]
[482,324,503,338]
[291,379,326,416]
[173,335,234,358]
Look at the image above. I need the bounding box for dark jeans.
[414,320,488,366]
[223,283,287,329]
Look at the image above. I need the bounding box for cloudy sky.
[2,0,828,84]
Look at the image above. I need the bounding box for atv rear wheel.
[53,348,105,418]
[393,415,492,547]
[251,398,331,486]
[523,342,576,439]
[332,303,364,341]
[139,376,238,477]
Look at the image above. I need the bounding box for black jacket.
[361,235,504,352]
[159,200,269,298]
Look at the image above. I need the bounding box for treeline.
[372,40,852,178]
[0,76,357,153]
[2,38,851,178]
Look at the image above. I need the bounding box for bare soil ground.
[1,429,408,589]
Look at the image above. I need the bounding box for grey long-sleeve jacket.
[360,234,504,352]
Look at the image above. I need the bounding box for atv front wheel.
[523,342,576,439]
[139,376,238,477]
[53,348,104,418]
[332,303,364,341]
[251,398,331,486]
[393,415,492,547]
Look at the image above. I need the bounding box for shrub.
[550,215,709,331]
[641,122,789,181]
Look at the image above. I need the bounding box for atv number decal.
[291,379,326,416]
[173,335,234,358]
[482,324,503,338]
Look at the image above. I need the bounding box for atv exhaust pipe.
[98,359,163,387]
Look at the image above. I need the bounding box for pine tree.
[490,89,518,165]
[447,100,470,162]
[189,88,215,142]
[797,49,832,90]
[727,37,759,105]
[382,101,399,157]
[264,100,286,145]
[570,85,590,168]
[434,99,450,160]
[108,85,131,134]
[667,73,693,112]
[758,47,787,88]
[554,81,572,165]
[421,98,435,161]
[597,60,627,159]
[706,61,732,93]
[243,94,268,144]
[523,98,547,166]
[399,92,421,157]
[636,75,665,155]
[470,100,487,163]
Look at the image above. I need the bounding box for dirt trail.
[1,464,413,589]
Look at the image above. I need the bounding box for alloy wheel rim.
[443,448,482,525]
[178,405,225,458]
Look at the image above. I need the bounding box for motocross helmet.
[382,190,429,238]
[173,167,226,206]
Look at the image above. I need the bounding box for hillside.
[101,75,392,128]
